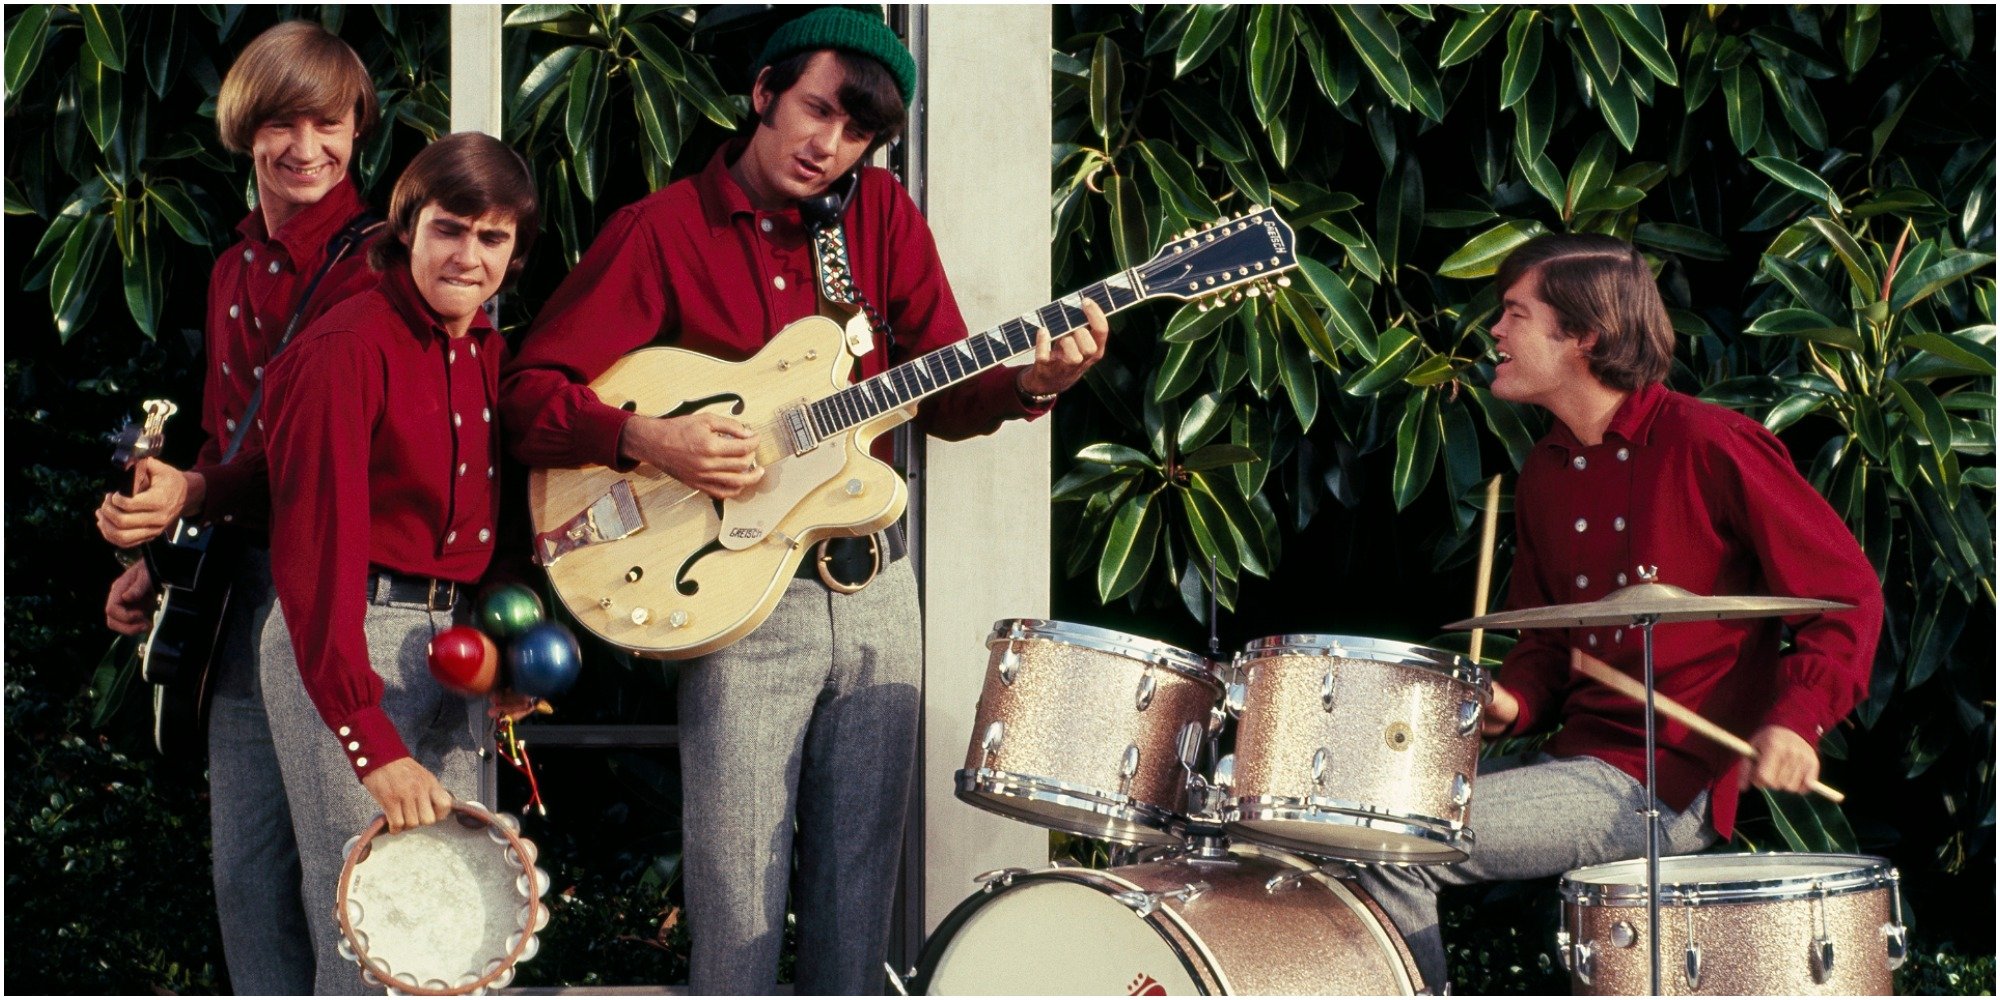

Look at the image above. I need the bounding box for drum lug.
[1684,943,1703,991]
[1811,935,1836,984]
[1554,928,1572,971]
[1264,870,1312,894]
[1572,940,1594,985]
[1175,721,1204,772]
[1212,752,1235,793]
[1883,922,1909,971]
[1456,699,1480,736]
[980,720,1004,768]
[1224,674,1247,719]
[1112,890,1160,916]
[998,647,1020,686]
[972,867,1030,890]
[1451,773,1472,806]
[1136,670,1157,711]
[1320,670,1337,712]
[1311,747,1331,788]
[1118,744,1142,797]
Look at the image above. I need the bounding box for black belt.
[796,524,907,592]
[367,569,461,611]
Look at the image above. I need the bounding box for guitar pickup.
[534,480,645,566]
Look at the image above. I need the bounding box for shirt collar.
[379,262,497,346]
[235,177,368,268]
[1545,381,1668,453]
[693,138,804,232]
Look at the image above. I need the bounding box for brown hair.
[1494,234,1675,390]
[370,132,540,280]
[217,21,379,153]
[757,49,907,153]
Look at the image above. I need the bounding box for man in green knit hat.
[502,6,1111,992]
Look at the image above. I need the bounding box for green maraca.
[478,583,546,640]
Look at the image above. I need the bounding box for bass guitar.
[109,399,239,756]
[528,207,1299,658]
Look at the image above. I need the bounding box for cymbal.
[1446,582,1853,630]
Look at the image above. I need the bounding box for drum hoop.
[988,618,1222,688]
[1230,797,1472,865]
[1559,852,1896,906]
[334,800,543,996]
[955,769,1182,846]
[907,865,1218,996]
[1235,634,1489,690]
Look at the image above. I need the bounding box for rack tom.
[1559,853,1905,995]
[956,620,1223,846]
[1227,635,1489,864]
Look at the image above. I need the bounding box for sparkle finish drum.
[913,843,1422,995]
[956,620,1223,847]
[1226,635,1490,864]
[1558,853,1907,995]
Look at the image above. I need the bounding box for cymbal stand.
[1637,611,1662,997]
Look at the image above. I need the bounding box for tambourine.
[335,800,551,995]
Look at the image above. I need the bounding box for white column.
[912,4,1053,934]
[449,5,504,137]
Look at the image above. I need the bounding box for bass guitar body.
[528,316,908,659]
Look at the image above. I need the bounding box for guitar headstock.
[108,398,178,470]
[1133,206,1300,310]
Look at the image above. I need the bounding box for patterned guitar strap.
[807,217,895,361]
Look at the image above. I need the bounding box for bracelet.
[1015,371,1060,409]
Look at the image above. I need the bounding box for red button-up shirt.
[1499,383,1882,837]
[197,179,380,530]
[264,265,506,778]
[500,142,1042,470]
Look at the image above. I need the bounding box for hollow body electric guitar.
[529,208,1299,658]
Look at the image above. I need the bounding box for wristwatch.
[1015,370,1060,409]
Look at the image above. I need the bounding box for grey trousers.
[260,593,486,994]
[1356,751,1718,992]
[679,558,922,996]
[207,549,314,994]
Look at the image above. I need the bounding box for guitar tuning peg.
[1276,275,1293,287]
[1245,285,1262,298]
[1196,299,1212,313]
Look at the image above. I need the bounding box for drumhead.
[1561,851,1895,906]
[1236,634,1486,689]
[990,619,1220,687]
[920,875,1204,995]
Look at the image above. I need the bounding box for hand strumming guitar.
[105,560,155,636]
[617,412,767,500]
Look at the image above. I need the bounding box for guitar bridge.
[534,481,646,566]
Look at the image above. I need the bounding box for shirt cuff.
[1759,693,1831,749]
[192,457,256,524]
[581,400,640,471]
[331,706,413,782]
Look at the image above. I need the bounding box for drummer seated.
[1354,232,1883,992]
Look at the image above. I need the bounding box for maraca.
[478,583,545,639]
[507,621,582,698]
[426,625,500,695]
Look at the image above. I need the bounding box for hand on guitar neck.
[617,412,767,500]
[97,456,205,548]
[1016,298,1112,399]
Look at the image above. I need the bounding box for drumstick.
[1570,649,1845,804]
[1468,475,1503,663]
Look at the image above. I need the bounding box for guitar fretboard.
[806,273,1148,437]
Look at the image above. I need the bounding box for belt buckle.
[427,578,454,611]
[814,535,880,595]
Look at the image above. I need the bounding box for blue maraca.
[507,621,582,698]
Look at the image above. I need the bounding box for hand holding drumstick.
[1569,649,1845,804]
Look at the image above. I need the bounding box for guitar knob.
[629,608,650,626]
[844,479,864,497]
[666,610,689,629]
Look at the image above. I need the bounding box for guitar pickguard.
[717,439,850,551]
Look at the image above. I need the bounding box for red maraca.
[427,625,500,695]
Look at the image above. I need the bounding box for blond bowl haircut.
[216,21,380,154]
[1494,233,1677,391]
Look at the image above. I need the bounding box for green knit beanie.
[753,6,916,104]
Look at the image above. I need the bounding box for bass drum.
[914,843,1423,996]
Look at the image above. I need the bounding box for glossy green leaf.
[1438,220,1547,279]
[1077,443,1157,472]
[1885,378,1951,463]
[1160,88,1249,164]
[1089,34,1124,144]
[1331,5,1413,109]
[672,46,739,130]
[1891,252,1995,314]
[1743,308,1863,351]
[1498,9,1542,109]
[1162,299,1232,344]
[509,44,584,138]
[1135,140,1217,221]
[1106,172,1147,273]
[1565,132,1618,213]
[1276,326,1319,429]
[1601,4,1677,84]
[51,213,111,342]
[1274,286,1340,369]
[1195,471,1274,576]
[147,178,206,246]
[565,48,606,160]
[624,23,688,82]
[121,215,163,339]
[1177,391,1231,452]
[1441,400,1483,531]
[1377,154,1423,277]
[1404,353,1459,387]
[1438,6,1508,67]
[1760,62,1828,149]
[1573,185,1646,215]
[1467,386,1536,469]
[1933,5,1976,61]
[1178,484,1240,581]
[1151,334,1216,403]
[1901,333,1998,379]
[79,5,127,73]
[1174,5,1236,79]
[1183,444,1259,472]
[1097,491,1164,602]
[1721,62,1765,154]
[630,61,681,168]
[5,5,52,98]
[1392,390,1441,510]
[1142,5,1201,58]
[1230,405,1274,496]
[1840,6,1881,75]
[1634,222,1729,261]
[78,44,120,154]
[1751,157,1844,214]
[1296,257,1379,361]
[1052,462,1128,502]
[1571,5,1623,84]
[1247,5,1292,127]
[1347,327,1423,396]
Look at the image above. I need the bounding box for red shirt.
[1499,383,1883,837]
[500,142,1043,470]
[263,265,507,779]
[196,178,380,530]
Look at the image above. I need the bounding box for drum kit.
[914,575,1907,996]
